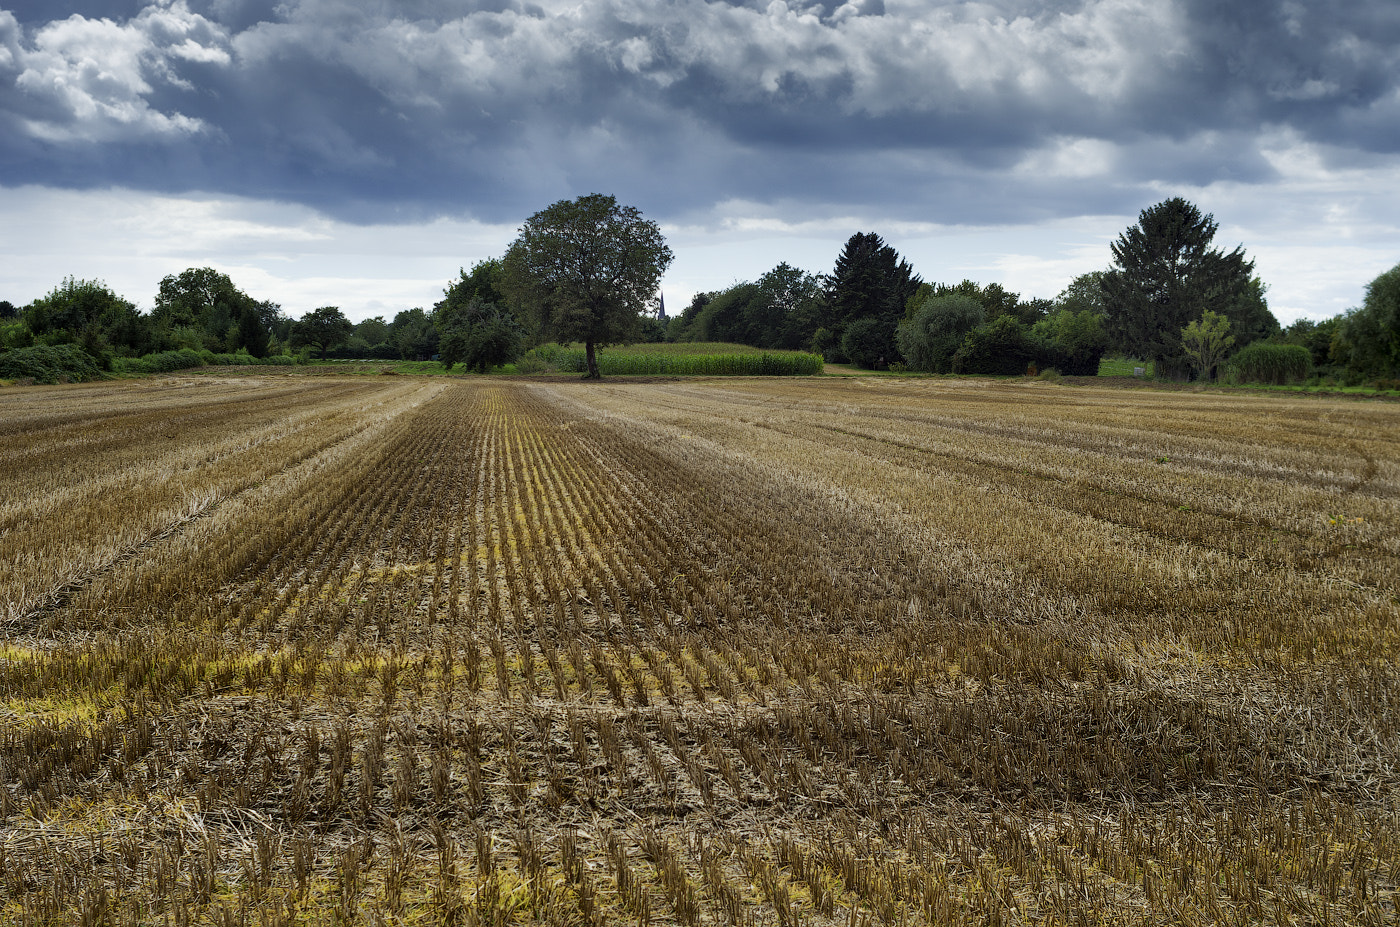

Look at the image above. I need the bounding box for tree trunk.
[584,340,601,379]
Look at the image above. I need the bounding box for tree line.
[3,194,1398,386]
[658,196,1399,385]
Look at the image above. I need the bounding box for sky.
[2,0,1399,325]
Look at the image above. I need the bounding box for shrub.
[840,316,896,370]
[897,294,985,373]
[1226,342,1312,385]
[953,316,1055,375]
[1032,310,1109,376]
[530,347,823,376]
[0,343,105,384]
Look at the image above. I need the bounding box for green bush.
[114,348,207,375]
[0,343,105,384]
[897,294,985,373]
[542,348,823,376]
[952,316,1051,375]
[1226,342,1312,385]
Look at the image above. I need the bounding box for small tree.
[290,306,353,359]
[502,194,672,379]
[1181,310,1234,381]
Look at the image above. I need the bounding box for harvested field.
[1,374,1398,926]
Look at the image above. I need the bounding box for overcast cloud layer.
[2,0,1399,321]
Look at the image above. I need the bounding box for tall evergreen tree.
[822,232,921,367]
[1102,198,1267,379]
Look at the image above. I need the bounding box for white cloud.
[11,0,228,142]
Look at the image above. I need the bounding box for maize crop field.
[1,373,1398,926]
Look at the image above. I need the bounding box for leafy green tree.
[692,282,761,345]
[1102,198,1262,379]
[951,315,1044,375]
[822,232,921,366]
[1055,272,1109,316]
[1032,309,1110,376]
[1337,262,1400,379]
[1283,316,1343,370]
[840,315,895,369]
[0,300,17,320]
[453,259,508,306]
[1221,276,1279,346]
[758,263,824,350]
[389,308,438,360]
[355,316,390,345]
[24,277,150,359]
[438,297,525,373]
[152,267,272,356]
[0,319,34,351]
[290,306,353,359]
[897,294,985,373]
[502,193,673,379]
[666,292,716,342]
[1181,310,1235,381]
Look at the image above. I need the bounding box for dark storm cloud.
[1,0,1396,225]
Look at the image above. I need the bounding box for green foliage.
[1,319,35,351]
[24,277,151,358]
[1337,262,1400,378]
[290,307,354,359]
[840,315,896,369]
[112,348,207,374]
[691,282,761,344]
[503,193,673,378]
[1226,342,1312,385]
[151,267,279,356]
[389,308,438,360]
[533,346,823,376]
[0,343,105,383]
[666,292,715,342]
[453,258,507,306]
[1056,272,1109,317]
[1032,309,1110,376]
[951,315,1045,375]
[896,294,986,373]
[1102,198,1269,380]
[354,316,391,346]
[1180,310,1235,381]
[822,232,921,364]
[1282,316,1343,370]
[437,297,525,373]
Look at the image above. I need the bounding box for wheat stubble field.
[0,374,1397,926]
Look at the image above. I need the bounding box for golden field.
[0,373,1397,926]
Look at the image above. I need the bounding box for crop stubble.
[0,374,1397,926]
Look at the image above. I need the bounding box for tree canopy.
[290,306,353,359]
[502,194,672,378]
[152,267,279,356]
[1336,262,1400,379]
[820,232,921,367]
[1101,198,1271,380]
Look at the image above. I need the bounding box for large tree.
[437,296,525,373]
[501,194,672,379]
[23,277,150,358]
[152,267,274,356]
[1338,261,1400,378]
[1101,198,1266,380]
[290,306,353,359]
[820,232,921,367]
